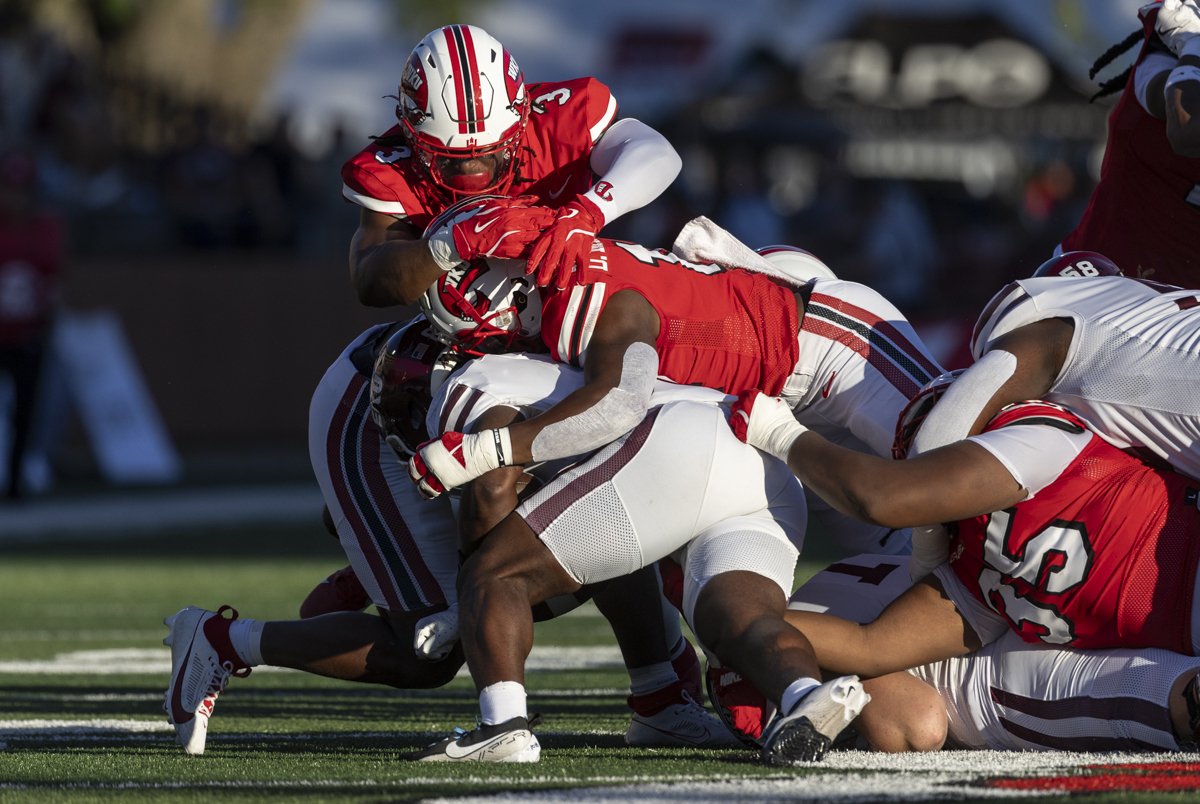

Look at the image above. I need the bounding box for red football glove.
[408,429,514,500]
[730,390,807,463]
[449,196,557,262]
[526,196,605,289]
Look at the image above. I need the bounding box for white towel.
[670,216,808,289]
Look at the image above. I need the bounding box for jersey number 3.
[976,508,1094,645]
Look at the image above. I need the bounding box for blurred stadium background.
[0,0,1150,519]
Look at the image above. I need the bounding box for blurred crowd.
[0,28,359,258]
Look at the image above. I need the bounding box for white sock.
[780,677,821,716]
[628,661,679,696]
[668,636,688,662]
[227,618,265,667]
[479,681,527,725]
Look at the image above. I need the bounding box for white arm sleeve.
[530,342,658,461]
[910,350,1016,457]
[966,424,1093,499]
[582,118,682,226]
[1135,51,1179,113]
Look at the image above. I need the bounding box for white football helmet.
[396,25,529,199]
[756,245,838,282]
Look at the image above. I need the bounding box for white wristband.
[1183,36,1200,60]
[427,226,463,272]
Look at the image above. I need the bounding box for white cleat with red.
[625,680,740,748]
[162,606,251,756]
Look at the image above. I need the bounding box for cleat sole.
[762,716,831,766]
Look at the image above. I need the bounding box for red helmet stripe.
[458,25,486,134]
[443,26,471,135]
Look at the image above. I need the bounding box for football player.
[409,221,941,556]
[159,317,717,756]
[901,251,1200,578]
[402,226,945,763]
[343,24,682,306]
[1061,0,1200,286]
[727,369,1200,681]
[781,554,1200,753]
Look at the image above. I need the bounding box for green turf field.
[2,524,1197,803]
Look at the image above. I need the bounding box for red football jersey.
[540,239,800,396]
[1060,5,1200,286]
[341,77,618,232]
[950,401,1200,655]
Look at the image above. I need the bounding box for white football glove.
[730,390,808,463]
[408,429,514,500]
[1157,0,1200,56]
[414,603,460,661]
[908,523,951,582]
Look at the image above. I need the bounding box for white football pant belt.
[907,349,1016,581]
[530,342,657,461]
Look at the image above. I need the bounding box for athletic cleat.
[162,606,251,756]
[672,637,704,702]
[404,715,542,762]
[626,681,739,748]
[705,663,776,749]
[298,565,371,618]
[760,675,869,765]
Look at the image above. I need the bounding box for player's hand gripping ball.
[526,196,604,289]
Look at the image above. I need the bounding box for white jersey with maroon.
[428,352,905,556]
[427,352,730,440]
[425,353,807,630]
[790,554,1200,752]
[309,324,458,613]
[973,275,1200,480]
[516,400,807,631]
[788,278,944,459]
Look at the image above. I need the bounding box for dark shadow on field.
[0,522,343,559]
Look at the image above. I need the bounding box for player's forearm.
[786,435,1020,529]
[785,433,906,527]
[506,341,657,464]
[351,237,444,307]
[585,119,682,226]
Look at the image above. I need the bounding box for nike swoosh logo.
[473,217,500,233]
[548,177,571,199]
[169,624,201,723]
[821,373,836,399]
[444,729,526,759]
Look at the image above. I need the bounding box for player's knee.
[692,572,783,655]
[906,712,947,752]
